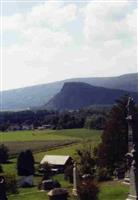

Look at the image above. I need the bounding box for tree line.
[0,107,109,131]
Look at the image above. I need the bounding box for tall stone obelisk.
[126,97,138,200]
[72,162,79,196]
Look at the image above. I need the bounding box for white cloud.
[1,0,137,90]
[82,0,137,44]
[2,1,77,32]
[29,1,77,28]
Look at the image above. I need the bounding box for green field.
[0,129,101,142]
[0,129,101,157]
[0,129,128,200]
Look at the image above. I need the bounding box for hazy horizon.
[1,0,137,91]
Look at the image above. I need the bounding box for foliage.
[40,162,52,180]
[0,164,3,173]
[96,167,112,182]
[0,107,108,131]
[53,113,85,129]
[17,150,35,176]
[76,143,96,176]
[78,179,99,200]
[0,144,9,163]
[85,115,106,130]
[96,96,138,173]
[1,173,18,194]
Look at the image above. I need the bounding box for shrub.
[0,165,3,173]
[76,143,96,176]
[96,167,112,182]
[1,173,18,194]
[78,180,99,200]
[0,144,9,163]
[40,162,52,180]
[85,115,105,130]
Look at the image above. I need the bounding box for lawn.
[8,178,129,200]
[7,172,129,200]
[99,181,128,200]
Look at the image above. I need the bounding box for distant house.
[22,124,34,130]
[8,124,21,131]
[40,155,73,172]
[37,124,52,130]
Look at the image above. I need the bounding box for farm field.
[0,129,101,157]
[1,129,129,200]
[3,140,77,157]
[0,129,101,142]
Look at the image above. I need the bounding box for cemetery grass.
[6,169,129,200]
[8,178,129,200]
[99,181,128,200]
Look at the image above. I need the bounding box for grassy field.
[8,178,129,200]
[0,129,101,142]
[4,140,77,157]
[0,128,129,200]
[99,181,128,200]
[0,129,101,157]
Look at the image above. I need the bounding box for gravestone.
[18,175,33,187]
[114,167,125,180]
[40,179,61,191]
[48,188,68,200]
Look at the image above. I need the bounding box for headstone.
[40,179,61,191]
[18,175,34,187]
[114,167,125,180]
[48,188,68,200]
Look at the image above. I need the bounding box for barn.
[40,155,73,172]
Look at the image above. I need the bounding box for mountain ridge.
[1,73,138,111]
[45,82,138,111]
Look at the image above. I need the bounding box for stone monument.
[126,97,138,200]
[72,162,79,196]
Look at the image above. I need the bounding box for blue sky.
[1,0,137,90]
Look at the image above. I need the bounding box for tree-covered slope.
[45,82,138,110]
[1,73,138,110]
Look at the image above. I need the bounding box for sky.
[0,0,137,91]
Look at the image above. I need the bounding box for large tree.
[96,96,138,173]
